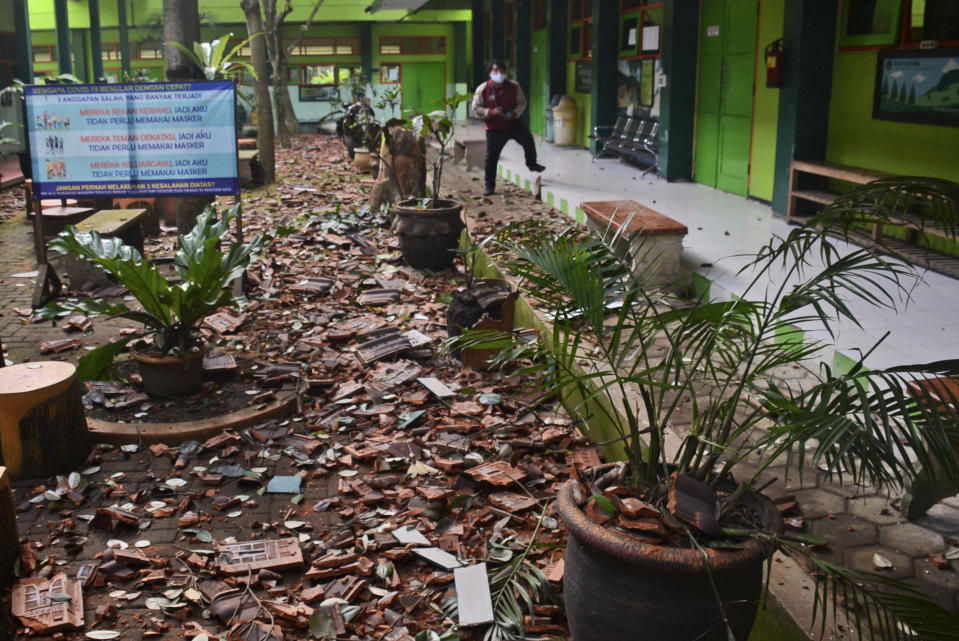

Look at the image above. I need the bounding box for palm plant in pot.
[39,204,264,397]
[479,179,959,640]
[390,92,472,271]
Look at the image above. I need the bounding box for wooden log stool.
[0,362,91,480]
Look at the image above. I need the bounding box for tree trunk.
[163,0,212,232]
[241,0,275,183]
[162,0,201,81]
[272,63,301,146]
[369,127,427,209]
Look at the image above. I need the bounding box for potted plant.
[38,203,264,397]
[388,93,472,271]
[472,179,959,640]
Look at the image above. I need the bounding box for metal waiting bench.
[591,116,659,175]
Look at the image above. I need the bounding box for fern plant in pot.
[481,179,959,641]
[39,204,264,397]
[389,93,472,271]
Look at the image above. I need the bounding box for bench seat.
[581,199,689,291]
[65,208,148,289]
[453,137,485,172]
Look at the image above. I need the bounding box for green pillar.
[54,0,72,75]
[491,1,504,61]
[515,0,531,125]
[454,21,467,85]
[117,0,131,79]
[547,0,567,99]
[361,24,372,83]
[89,0,104,80]
[658,0,699,180]
[471,0,484,88]
[771,0,838,215]
[590,0,617,153]
[13,0,33,82]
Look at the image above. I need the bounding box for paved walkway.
[473,119,959,373]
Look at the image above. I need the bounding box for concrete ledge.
[87,390,296,445]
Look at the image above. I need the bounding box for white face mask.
[490,72,505,84]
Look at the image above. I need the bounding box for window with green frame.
[840,0,959,48]
[302,64,336,85]
[840,0,903,47]
[620,2,663,58]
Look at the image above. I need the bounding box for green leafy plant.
[405,92,472,208]
[438,510,555,641]
[170,32,259,81]
[468,178,959,638]
[0,121,20,153]
[39,204,264,381]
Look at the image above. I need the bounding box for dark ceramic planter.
[557,476,781,641]
[130,345,206,397]
[392,198,465,271]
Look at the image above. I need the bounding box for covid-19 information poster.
[25,80,238,199]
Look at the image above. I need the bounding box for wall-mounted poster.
[25,80,238,198]
[575,61,592,94]
[640,60,654,107]
[873,48,959,126]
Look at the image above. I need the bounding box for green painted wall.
[749,0,783,202]
[566,61,589,147]
[529,28,548,136]
[28,1,470,30]
[827,50,959,182]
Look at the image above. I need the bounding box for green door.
[529,30,548,135]
[694,0,758,197]
[401,63,447,114]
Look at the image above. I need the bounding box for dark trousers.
[485,121,538,189]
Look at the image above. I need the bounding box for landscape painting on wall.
[873,48,959,126]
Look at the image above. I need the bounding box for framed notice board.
[575,61,592,94]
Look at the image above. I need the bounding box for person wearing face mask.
[471,59,545,196]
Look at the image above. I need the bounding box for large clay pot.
[392,198,465,271]
[353,148,372,173]
[557,477,781,641]
[130,345,206,397]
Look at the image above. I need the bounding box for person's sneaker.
[528,163,546,173]
[483,186,495,196]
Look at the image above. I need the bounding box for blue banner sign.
[25,80,238,198]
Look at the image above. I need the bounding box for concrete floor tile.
[793,488,846,520]
[844,546,914,580]
[811,514,879,549]
[880,522,946,557]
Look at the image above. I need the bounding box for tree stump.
[0,467,18,589]
[0,362,91,480]
[369,127,427,210]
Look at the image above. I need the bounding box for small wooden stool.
[65,209,148,289]
[0,362,91,480]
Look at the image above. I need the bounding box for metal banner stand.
[30,195,61,309]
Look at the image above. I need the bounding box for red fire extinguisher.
[765,39,784,88]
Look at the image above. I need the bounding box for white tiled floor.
[459,120,959,371]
